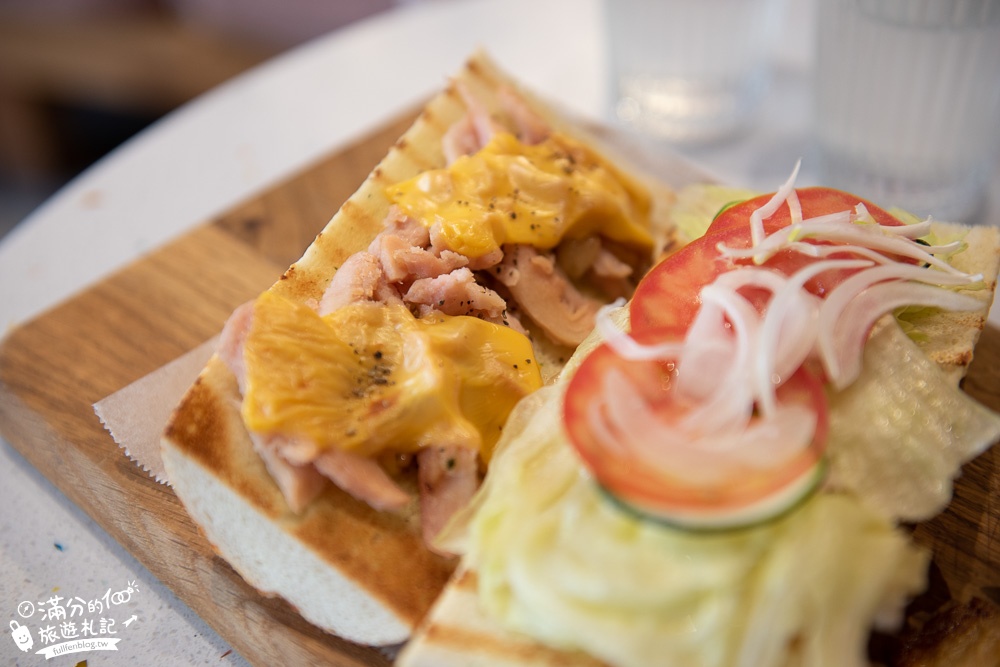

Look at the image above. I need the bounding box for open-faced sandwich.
[160,51,682,646]
[397,171,1000,666]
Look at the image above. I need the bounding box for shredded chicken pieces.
[221,84,647,549]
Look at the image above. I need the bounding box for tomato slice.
[628,228,741,341]
[563,343,829,530]
[629,221,816,338]
[707,186,906,235]
[563,186,920,530]
[631,188,913,337]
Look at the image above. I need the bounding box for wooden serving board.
[1,109,999,666]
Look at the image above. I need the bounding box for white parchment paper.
[94,337,218,485]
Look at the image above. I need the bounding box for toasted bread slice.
[161,50,680,646]
[904,223,1000,383]
[396,223,1000,665]
[163,355,450,644]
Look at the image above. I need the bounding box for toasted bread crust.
[913,224,1000,383]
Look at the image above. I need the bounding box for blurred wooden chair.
[0,8,279,184]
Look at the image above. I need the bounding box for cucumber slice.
[600,458,828,533]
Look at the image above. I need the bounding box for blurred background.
[0,0,407,240]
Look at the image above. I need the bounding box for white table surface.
[2,0,998,664]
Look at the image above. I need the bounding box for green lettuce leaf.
[668,183,758,243]
[826,320,1000,521]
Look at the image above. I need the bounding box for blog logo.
[9,580,140,660]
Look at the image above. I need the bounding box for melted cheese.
[386,132,654,258]
[241,291,542,461]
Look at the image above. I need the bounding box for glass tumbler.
[814,0,1000,223]
[605,0,786,144]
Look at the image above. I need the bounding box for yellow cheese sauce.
[241,290,542,461]
[240,131,656,465]
[387,131,654,258]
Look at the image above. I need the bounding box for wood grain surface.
[1,107,998,666]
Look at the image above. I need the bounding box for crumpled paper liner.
[94,337,218,485]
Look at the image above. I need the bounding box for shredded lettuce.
[463,386,928,667]
[445,199,1000,667]
[448,298,999,667]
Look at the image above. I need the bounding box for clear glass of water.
[605,0,785,144]
[814,0,1000,223]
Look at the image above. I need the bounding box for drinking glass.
[605,0,786,144]
[814,0,1000,223]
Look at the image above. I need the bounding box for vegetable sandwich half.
[396,178,1000,667]
[160,50,680,646]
